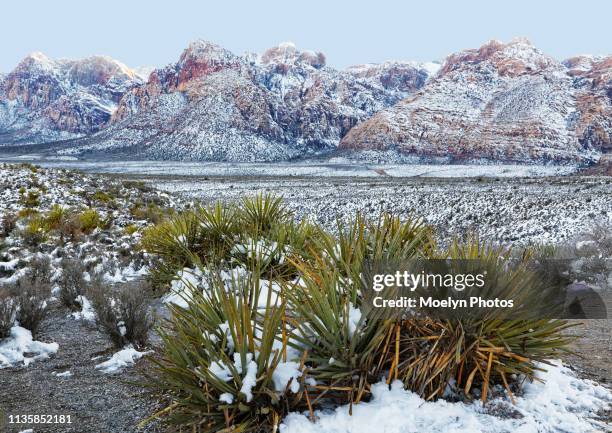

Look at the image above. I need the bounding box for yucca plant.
[238,194,292,236]
[45,204,69,231]
[381,237,575,402]
[141,210,205,289]
[194,202,240,260]
[21,215,49,246]
[142,204,239,289]
[284,257,391,407]
[143,263,306,432]
[78,208,104,234]
[316,213,435,289]
[231,220,319,281]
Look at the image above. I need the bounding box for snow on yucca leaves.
[142,195,578,430]
[143,262,307,432]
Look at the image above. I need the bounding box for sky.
[1,0,610,72]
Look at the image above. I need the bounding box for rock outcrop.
[73,41,433,161]
[0,53,143,144]
[340,38,611,163]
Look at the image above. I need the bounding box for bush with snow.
[89,280,153,349]
[142,199,589,432]
[145,268,306,432]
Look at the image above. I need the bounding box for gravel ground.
[0,304,164,433]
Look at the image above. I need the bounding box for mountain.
[1,39,609,165]
[62,41,436,161]
[0,53,144,145]
[339,38,611,163]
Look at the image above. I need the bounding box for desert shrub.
[88,280,153,349]
[78,208,103,234]
[571,224,612,289]
[231,220,319,281]
[238,193,292,235]
[1,212,17,237]
[130,202,165,223]
[45,204,69,231]
[17,208,39,219]
[92,190,113,204]
[143,267,304,432]
[21,215,49,246]
[58,258,87,310]
[141,211,203,288]
[141,201,576,433]
[123,179,151,193]
[58,212,82,242]
[317,213,435,280]
[20,189,41,208]
[19,162,38,173]
[123,224,139,236]
[141,203,239,288]
[0,287,17,339]
[379,238,574,402]
[285,258,390,404]
[13,256,53,337]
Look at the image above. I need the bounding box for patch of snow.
[237,353,258,403]
[0,326,59,368]
[94,345,150,374]
[280,361,611,433]
[219,392,234,404]
[71,295,96,321]
[273,361,302,393]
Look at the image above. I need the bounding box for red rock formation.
[340,39,611,163]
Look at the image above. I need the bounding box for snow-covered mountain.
[1,39,610,164]
[339,38,612,163]
[0,53,145,145]
[66,41,434,161]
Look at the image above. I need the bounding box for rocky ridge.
[66,41,435,161]
[0,53,144,144]
[339,38,612,163]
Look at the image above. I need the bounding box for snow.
[209,359,233,382]
[345,305,362,339]
[0,326,59,368]
[71,295,96,321]
[237,353,258,403]
[219,392,234,404]
[163,267,204,308]
[280,362,611,433]
[94,345,150,374]
[8,159,579,178]
[53,370,73,377]
[273,361,302,393]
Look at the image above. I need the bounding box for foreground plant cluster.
[141,194,579,432]
[0,163,182,354]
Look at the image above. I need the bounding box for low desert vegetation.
[0,287,17,339]
[140,194,576,432]
[1,212,17,237]
[58,258,88,310]
[89,279,154,350]
[12,256,53,337]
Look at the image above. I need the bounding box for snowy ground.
[0,157,579,178]
[1,163,611,433]
[151,175,612,246]
[281,362,611,433]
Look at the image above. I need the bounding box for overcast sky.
[1,0,610,72]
